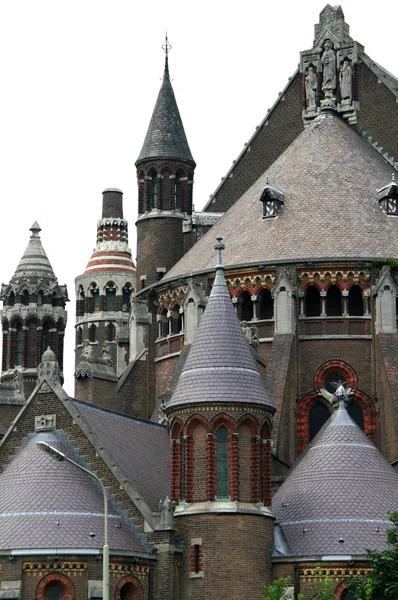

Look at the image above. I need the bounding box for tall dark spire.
[136,35,195,166]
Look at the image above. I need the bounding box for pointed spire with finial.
[30,221,41,238]
[162,32,172,78]
[136,34,195,166]
[166,237,275,410]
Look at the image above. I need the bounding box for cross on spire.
[162,33,172,72]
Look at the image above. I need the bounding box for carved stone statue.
[158,388,172,425]
[339,59,352,101]
[102,344,113,367]
[321,40,336,90]
[80,339,94,363]
[241,321,260,353]
[305,65,317,108]
[13,369,24,395]
[158,496,176,530]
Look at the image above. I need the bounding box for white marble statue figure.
[339,59,352,101]
[305,65,317,108]
[321,40,336,90]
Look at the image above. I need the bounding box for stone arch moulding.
[36,573,74,600]
[114,575,144,600]
[313,359,358,393]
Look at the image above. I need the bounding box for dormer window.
[377,174,398,215]
[259,181,285,219]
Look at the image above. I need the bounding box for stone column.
[320,290,327,317]
[342,289,349,317]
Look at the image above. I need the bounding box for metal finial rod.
[162,33,172,70]
[215,235,225,266]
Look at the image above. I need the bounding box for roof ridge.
[71,396,168,428]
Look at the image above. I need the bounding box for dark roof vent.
[377,173,398,215]
[260,179,285,219]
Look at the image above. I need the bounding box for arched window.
[115,576,143,600]
[348,284,364,316]
[192,424,207,503]
[174,175,181,209]
[36,573,74,600]
[107,322,115,342]
[258,288,273,319]
[237,291,253,321]
[180,431,185,501]
[26,319,38,368]
[238,424,251,502]
[15,322,23,365]
[41,322,50,355]
[309,402,330,441]
[327,284,342,316]
[159,308,169,338]
[91,285,100,313]
[347,402,364,430]
[216,425,229,499]
[76,327,83,346]
[89,324,96,342]
[37,291,43,306]
[8,292,15,307]
[122,284,132,312]
[105,283,116,311]
[22,290,29,306]
[170,304,182,334]
[151,172,158,209]
[305,285,321,316]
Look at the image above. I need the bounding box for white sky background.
[0,0,397,395]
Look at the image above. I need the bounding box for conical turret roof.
[12,222,56,282]
[136,57,195,165]
[0,431,149,552]
[273,399,398,557]
[167,237,274,410]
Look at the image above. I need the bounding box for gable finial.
[162,32,172,73]
[215,235,225,268]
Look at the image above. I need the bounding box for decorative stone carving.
[272,270,296,335]
[158,496,175,530]
[158,388,172,424]
[305,65,317,109]
[339,59,352,102]
[37,347,62,392]
[80,339,94,363]
[35,414,56,432]
[102,344,113,367]
[241,321,260,353]
[321,40,336,91]
[13,369,24,396]
[300,5,361,124]
[373,266,397,334]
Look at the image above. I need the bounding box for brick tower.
[0,222,68,397]
[74,188,136,406]
[165,237,276,600]
[135,36,196,289]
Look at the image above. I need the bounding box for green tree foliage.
[308,565,335,600]
[262,577,299,600]
[348,512,398,599]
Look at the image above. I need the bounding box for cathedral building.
[0,5,398,600]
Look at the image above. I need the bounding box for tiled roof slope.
[136,60,195,165]
[0,431,149,553]
[164,113,398,282]
[167,246,275,410]
[273,401,398,557]
[71,400,170,512]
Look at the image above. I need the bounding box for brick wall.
[176,513,274,600]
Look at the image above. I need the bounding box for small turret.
[0,223,68,397]
[74,189,136,408]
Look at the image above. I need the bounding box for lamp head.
[36,441,66,462]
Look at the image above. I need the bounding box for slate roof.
[71,400,170,512]
[136,59,195,166]
[163,113,398,282]
[167,246,275,410]
[0,431,150,553]
[12,222,56,282]
[273,401,398,557]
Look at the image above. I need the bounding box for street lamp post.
[37,441,109,600]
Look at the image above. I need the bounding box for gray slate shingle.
[273,402,398,557]
[164,113,398,282]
